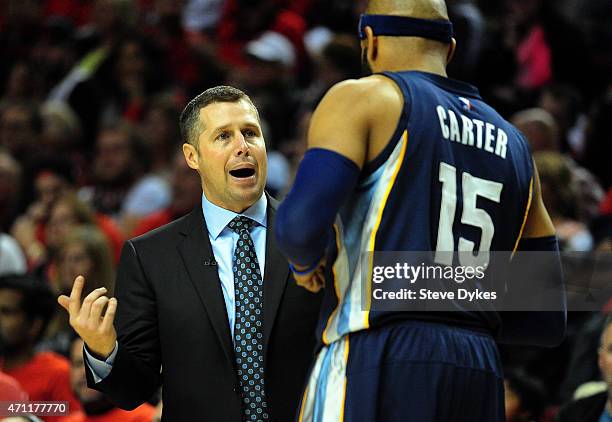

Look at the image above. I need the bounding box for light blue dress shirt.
[600,408,612,422]
[85,193,268,382]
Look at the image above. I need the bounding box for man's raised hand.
[57,275,117,359]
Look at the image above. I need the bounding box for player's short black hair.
[0,274,56,342]
[179,86,258,150]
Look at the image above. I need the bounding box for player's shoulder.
[327,75,400,98]
[322,75,403,114]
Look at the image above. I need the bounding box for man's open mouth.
[229,168,256,178]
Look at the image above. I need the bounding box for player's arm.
[521,162,555,238]
[275,79,371,272]
[497,162,566,347]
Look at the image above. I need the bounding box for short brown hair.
[179,86,258,149]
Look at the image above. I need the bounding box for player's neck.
[373,56,448,77]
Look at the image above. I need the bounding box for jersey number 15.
[434,162,503,268]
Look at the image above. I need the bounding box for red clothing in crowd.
[43,0,93,27]
[59,404,156,422]
[0,371,28,400]
[131,208,175,238]
[516,25,553,90]
[601,188,612,215]
[5,352,82,420]
[95,213,124,263]
[216,0,306,66]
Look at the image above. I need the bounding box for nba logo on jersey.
[459,97,473,111]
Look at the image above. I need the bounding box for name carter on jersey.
[436,105,508,159]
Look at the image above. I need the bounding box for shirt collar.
[201,193,268,240]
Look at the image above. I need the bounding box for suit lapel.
[263,197,290,354]
[177,209,236,371]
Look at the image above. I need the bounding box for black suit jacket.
[85,198,322,421]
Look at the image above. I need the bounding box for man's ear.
[365,26,378,62]
[447,38,457,65]
[183,143,199,171]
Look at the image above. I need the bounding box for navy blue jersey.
[317,71,533,345]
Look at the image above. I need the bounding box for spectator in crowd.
[504,368,548,422]
[47,192,123,267]
[95,36,167,125]
[40,102,83,164]
[0,370,28,401]
[79,122,170,236]
[512,107,605,223]
[538,85,584,158]
[10,156,74,269]
[240,30,300,147]
[556,315,612,421]
[2,61,41,104]
[559,310,609,402]
[0,102,41,164]
[216,0,307,67]
[182,0,225,36]
[0,151,22,232]
[60,337,155,422]
[0,234,26,277]
[131,148,201,237]
[581,91,612,189]
[512,107,559,152]
[504,0,590,95]
[41,225,114,357]
[0,274,81,419]
[31,17,78,97]
[138,95,182,175]
[300,33,361,114]
[143,0,226,95]
[53,226,114,297]
[534,151,594,251]
[15,191,121,278]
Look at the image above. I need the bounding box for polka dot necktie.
[227,216,269,421]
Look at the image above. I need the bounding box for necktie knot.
[227,215,255,234]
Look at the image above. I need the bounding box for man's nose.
[235,133,250,156]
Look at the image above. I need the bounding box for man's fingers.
[100,298,117,333]
[68,276,85,316]
[79,287,108,320]
[89,296,110,323]
[57,295,70,311]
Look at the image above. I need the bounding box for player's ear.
[365,26,378,61]
[446,38,457,65]
[183,142,200,171]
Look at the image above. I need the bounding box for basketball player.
[275,0,566,420]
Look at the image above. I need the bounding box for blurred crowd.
[0,0,610,421]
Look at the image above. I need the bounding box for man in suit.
[58,86,322,421]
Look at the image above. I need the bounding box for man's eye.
[218,132,230,140]
[244,130,256,137]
